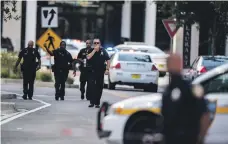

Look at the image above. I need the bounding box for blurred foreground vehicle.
[183,55,228,81]
[97,63,228,144]
[114,42,168,77]
[104,51,159,92]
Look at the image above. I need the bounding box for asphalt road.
[1,83,228,144]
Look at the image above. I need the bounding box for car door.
[201,71,228,114]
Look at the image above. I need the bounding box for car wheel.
[108,76,115,90]
[143,84,158,92]
[159,72,166,77]
[123,112,164,144]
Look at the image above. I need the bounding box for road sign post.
[162,19,179,84]
[41,7,58,28]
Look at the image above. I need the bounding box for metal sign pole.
[169,38,173,84]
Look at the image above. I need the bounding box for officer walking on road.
[86,38,110,108]
[73,39,92,100]
[45,41,73,101]
[161,54,211,144]
[14,41,41,100]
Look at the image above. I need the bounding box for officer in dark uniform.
[87,38,110,108]
[73,39,92,100]
[161,54,210,144]
[14,40,41,100]
[45,41,73,101]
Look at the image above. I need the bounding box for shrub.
[1,52,20,78]
[66,77,74,84]
[10,74,22,79]
[36,72,42,80]
[39,72,52,82]
[1,68,9,78]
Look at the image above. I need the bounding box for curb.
[1,102,18,114]
[1,79,79,88]
[1,94,17,99]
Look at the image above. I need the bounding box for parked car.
[97,63,228,144]
[183,55,228,81]
[104,51,159,92]
[114,42,168,77]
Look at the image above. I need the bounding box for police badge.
[101,51,103,56]
[171,88,181,101]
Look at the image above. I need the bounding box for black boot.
[81,94,84,100]
[88,104,94,107]
[60,96,64,101]
[22,95,27,100]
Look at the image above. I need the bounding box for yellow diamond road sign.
[37,28,61,53]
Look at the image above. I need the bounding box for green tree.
[1,0,21,22]
[157,1,228,55]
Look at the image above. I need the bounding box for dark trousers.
[88,70,104,105]
[54,69,69,98]
[164,134,198,144]
[22,69,36,98]
[80,70,89,99]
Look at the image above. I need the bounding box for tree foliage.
[157,1,228,29]
[1,0,21,22]
[157,1,228,55]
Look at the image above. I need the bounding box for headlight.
[107,104,125,115]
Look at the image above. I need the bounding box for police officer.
[161,54,210,144]
[87,38,110,108]
[73,39,92,100]
[45,41,73,101]
[14,41,41,100]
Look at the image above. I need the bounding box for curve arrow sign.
[48,9,56,25]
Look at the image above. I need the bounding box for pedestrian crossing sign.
[36,28,62,53]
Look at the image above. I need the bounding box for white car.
[182,55,228,82]
[97,63,228,144]
[104,51,159,92]
[114,43,168,77]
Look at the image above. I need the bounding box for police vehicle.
[97,63,228,144]
[182,55,228,81]
[104,51,159,92]
[114,42,168,77]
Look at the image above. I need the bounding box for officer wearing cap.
[161,54,210,144]
[86,38,110,108]
[73,39,92,100]
[45,41,73,101]
[14,40,41,100]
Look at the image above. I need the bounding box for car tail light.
[152,65,158,71]
[199,66,207,73]
[111,63,121,69]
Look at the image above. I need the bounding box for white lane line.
[0,91,51,126]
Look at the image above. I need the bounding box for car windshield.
[66,45,78,50]
[119,53,152,62]
[137,48,164,54]
[117,47,164,54]
[203,57,228,70]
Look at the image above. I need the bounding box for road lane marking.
[1,91,51,125]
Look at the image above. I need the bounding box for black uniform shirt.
[90,48,110,72]
[18,48,41,69]
[77,47,92,69]
[52,48,73,70]
[161,74,208,140]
